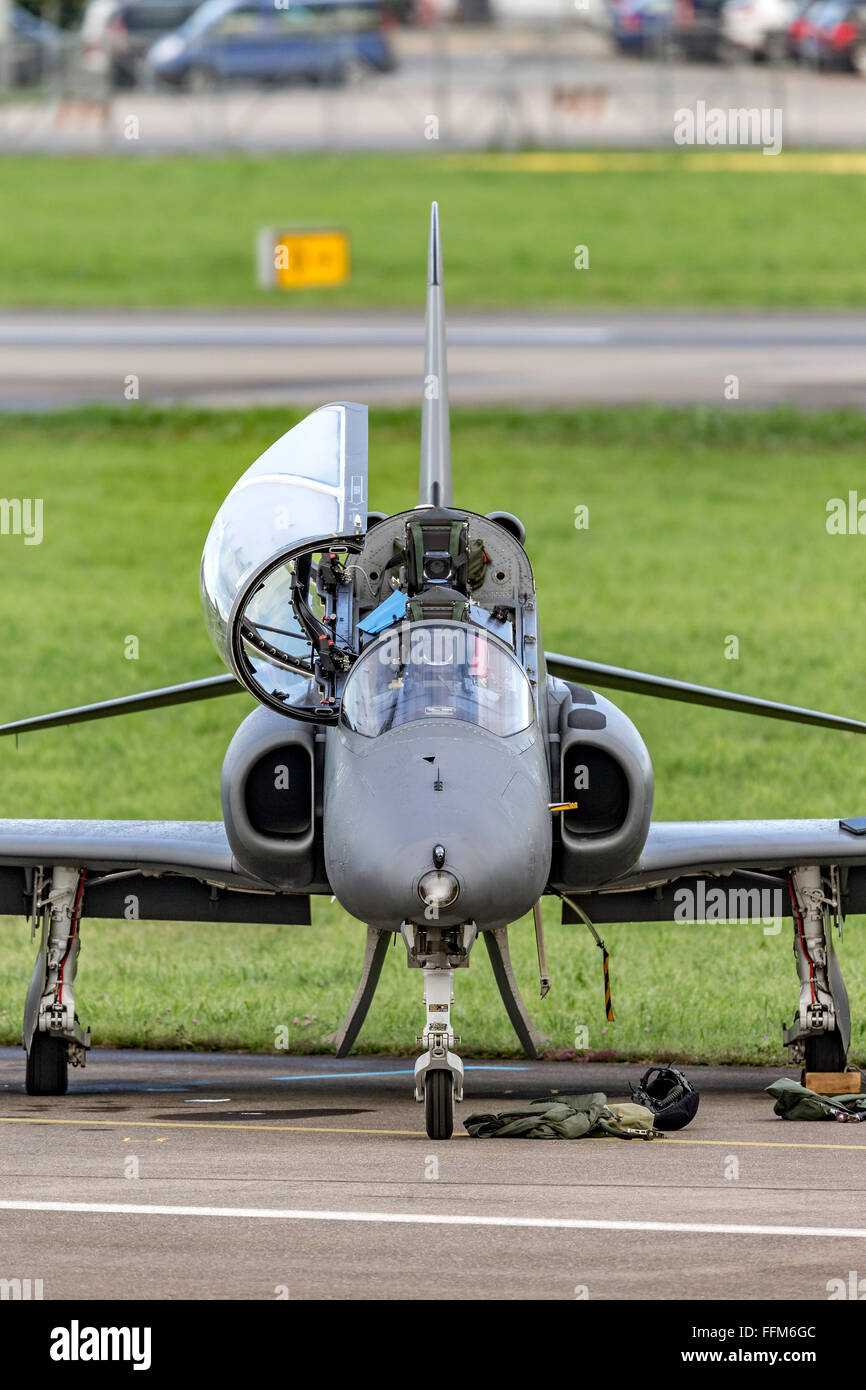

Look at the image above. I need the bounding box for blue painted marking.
[269,1066,528,1081]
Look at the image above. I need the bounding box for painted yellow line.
[594,1135,866,1151]
[442,151,866,175]
[1,1114,865,1149]
[0,1115,428,1137]
[657,1136,866,1150]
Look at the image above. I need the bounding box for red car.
[791,0,866,68]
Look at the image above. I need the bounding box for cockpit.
[200,403,542,731]
[340,620,535,739]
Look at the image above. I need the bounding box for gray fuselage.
[324,714,552,932]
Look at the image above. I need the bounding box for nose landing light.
[418,870,460,909]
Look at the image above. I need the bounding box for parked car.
[670,0,729,58]
[489,0,611,23]
[613,0,729,56]
[795,0,865,64]
[11,3,64,84]
[846,2,866,67]
[147,0,396,87]
[611,0,673,52]
[786,0,818,50]
[794,0,841,61]
[80,0,201,88]
[720,0,796,59]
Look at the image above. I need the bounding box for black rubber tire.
[424,1070,453,1141]
[187,66,219,94]
[25,1034,68,1096]
[110,60,135,91]
[319,65,347,87]
[805,1031,847,1073]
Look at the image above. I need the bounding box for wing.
[545,649,866,922]
[545,652,866,737]
[0,675,242,739]
[557,816,866,925]
[0,819,315,925]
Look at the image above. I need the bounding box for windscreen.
[182,0,246,36]
[341,622,534,739]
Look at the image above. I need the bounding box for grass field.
[0,152,863,308]
[1,404,866,1064]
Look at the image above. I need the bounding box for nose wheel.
[424,1069,454,1141]
[412,959,464,1141]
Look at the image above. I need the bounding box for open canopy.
[200,401,367,708]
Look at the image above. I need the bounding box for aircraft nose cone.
[324,722,552,931]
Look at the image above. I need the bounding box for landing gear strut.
[403,922,474,1141]
[783,866,850,1071]
[23,866,90,1095]
[327,925,391,1058]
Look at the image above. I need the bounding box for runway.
[4,309,866,411]
[1,1046,864,1301]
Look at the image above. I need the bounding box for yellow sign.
[259,228,350,290]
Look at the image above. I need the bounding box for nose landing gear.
[402,922,475,1141]
[414,960,464,1141]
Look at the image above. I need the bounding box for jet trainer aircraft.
[3,205,866,1138]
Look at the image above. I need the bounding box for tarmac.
[5,309,866,411]
[1,1046,865,1301]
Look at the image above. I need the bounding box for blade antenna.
[418,202,452,509]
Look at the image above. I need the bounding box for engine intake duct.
[221,706,317,888]
[556,687,654,888]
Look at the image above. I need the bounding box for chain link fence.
[0,16,860,153]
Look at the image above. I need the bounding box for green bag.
[464,1092,658,1140]
[766,1076,866,1121]
[601,1101,656,1135]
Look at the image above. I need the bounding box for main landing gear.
[23,866,90,1095]
[784,865,850,1073]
